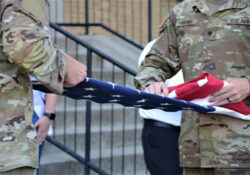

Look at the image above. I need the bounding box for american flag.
[33,73,250,121]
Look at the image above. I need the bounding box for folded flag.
[168,73,250,120]
[33,73,250,120]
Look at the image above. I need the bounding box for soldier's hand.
[209,78,250,106]
[64,55,87,87]
[34,117,52,144]
[144,82,169,96]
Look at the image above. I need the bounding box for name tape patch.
[227,18,250,25]
[176,19,197,26]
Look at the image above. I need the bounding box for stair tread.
[48,123,143,135]
[41,145,143,164]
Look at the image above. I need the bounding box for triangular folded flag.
[33,74,250,120]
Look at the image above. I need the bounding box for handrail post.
[85,0,89,35]
[148,0,152,42]
[85,49,92,175]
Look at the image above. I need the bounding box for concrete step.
[81,35,141,72]
[42,113,145,174]
[44,124,143,154]
[41,144,147,175]
[91,70,135,87]
[50,33,141,73]
[53,103,141,128]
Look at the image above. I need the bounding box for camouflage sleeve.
[1,6,66,94]
[134,12,181,90]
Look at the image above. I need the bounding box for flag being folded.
[33,73,250,120]
[167,73,250,120]
[168,73,224,101]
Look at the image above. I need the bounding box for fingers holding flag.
[144,82,169,96]
[209,78,250,106]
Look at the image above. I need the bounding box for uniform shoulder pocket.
[13,0,48,26]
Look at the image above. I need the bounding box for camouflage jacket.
[135,0,250,168]
[0,0,66,172]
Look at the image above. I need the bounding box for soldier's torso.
[0,0,48,171]
[172,0,250,168]
[174,0,250,81]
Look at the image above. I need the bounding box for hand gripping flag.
[167,73,250,120]
[33,73,250,120]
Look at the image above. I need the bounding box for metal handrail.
[55,22,144,50]
[50,22,137,76]
[46,136,108,175]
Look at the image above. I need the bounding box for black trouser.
[142,119,183,175]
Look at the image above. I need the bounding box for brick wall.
[63,0,178,45]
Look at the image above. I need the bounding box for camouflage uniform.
[0,0,66,172]
[134,0,250,172]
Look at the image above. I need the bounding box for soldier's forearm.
[2,26,67,94]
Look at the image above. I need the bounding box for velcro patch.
[227,18,250,25]
[176,19,197,26]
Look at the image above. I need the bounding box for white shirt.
[138,40,184,126]
[30,76,46,118]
